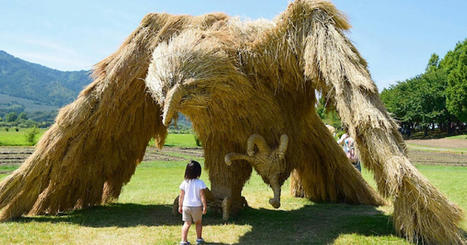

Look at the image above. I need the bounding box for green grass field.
[0,132,466,244]
[163,134,198,147]
[0,161,465,244]
[0,128,47,146]
[447,134,467,140]
[1,129,198,147]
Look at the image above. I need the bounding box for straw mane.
[0,1,464,244]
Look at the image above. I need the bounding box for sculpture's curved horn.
[246,134,271,156]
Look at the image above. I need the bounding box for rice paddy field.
[0,133,466,244]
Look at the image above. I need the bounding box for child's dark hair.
[184,160,202,180]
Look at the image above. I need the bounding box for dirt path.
[142,146,203,162]
[0,146,34,165]
[0,146,203,166]
[1,140,465,175]
[408,150,467,166]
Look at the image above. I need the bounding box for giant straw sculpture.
[0,1,463,244]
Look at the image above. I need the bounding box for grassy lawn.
[0,165,17,173]
[0,128,47,146]
[0,161,465,244]
[0,129,198,148]
[447,134,467,140]
[164,134,198,147]
[0,133,465,244]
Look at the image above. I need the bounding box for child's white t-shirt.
[179,179,207,207]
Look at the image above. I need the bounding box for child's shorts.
[182,206,203,223]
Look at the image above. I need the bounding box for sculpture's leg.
[203,141,252,218]
[0,80,166,221]
[302,10,465,243]
[292,114,384,206]
[221,197,231,221]
[290,170,305,198]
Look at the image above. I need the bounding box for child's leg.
[195,220,202,239]
[181,221,191,242]
[191,207,203,240]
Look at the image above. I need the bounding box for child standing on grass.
[179,160,207,245]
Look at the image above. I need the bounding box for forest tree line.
[380,39,466,135]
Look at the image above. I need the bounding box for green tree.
[316,96,341,129]
[381,73,449,134]
[18,112,28,120]
[381,41,467,135]
[5,112,18,122]
[25,127,39,145]
[426,53,440,72]
[381,77,420,130]
[442,40,467,121]
[194,135,202,146]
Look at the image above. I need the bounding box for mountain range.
[0,50,91,111]
[0,50,192,129]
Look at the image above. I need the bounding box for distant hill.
[0,50,192,129]
[0,50,92,109]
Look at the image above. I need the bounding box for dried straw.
[0,1,463,244]
[0,12,227,220]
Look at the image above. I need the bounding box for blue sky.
[1,0,466,90]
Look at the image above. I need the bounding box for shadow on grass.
[12,202,396,244]
[15,204,186,227]
[234,203,395,244]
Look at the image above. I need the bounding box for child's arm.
[178,190,185,214]
[200,189,207,214]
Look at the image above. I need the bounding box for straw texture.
[0,12,227,220]
[0,1,463,244]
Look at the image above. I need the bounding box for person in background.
[338,133,361,172]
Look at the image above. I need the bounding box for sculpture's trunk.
[269,177,281,208]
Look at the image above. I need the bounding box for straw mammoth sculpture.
[0,1,464,244]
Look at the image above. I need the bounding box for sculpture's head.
[145,29,242,126]
[225,134,289,209]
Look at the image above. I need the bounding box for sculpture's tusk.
[224,153,252,166]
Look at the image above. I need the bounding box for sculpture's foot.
[241,196,249,208]
[269,198,280,209]
[222,197,231,220]
[223,195,248,220]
